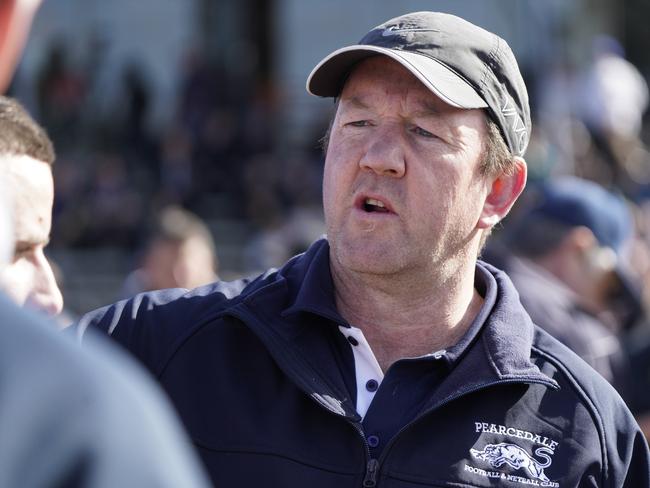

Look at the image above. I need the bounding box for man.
[0,95,63,316]
[77,12,650,486]
[121,205,219,297]
[491,177,636,391]
[0,295,212,488]
[0,159,210,487]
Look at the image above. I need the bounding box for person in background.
[121,205,218,296]
[488,177,638,394]
[0,95,63,316]
[0,160,210,488]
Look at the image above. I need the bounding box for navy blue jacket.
[77,239,650,487]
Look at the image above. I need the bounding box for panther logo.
[470,442,553,482]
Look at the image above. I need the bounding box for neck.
[331,256,484,371]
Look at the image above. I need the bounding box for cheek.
[321,165,337,224]
[0,261,34,304]
[322,153,347,210]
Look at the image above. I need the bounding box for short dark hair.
[0,96,55,164]
[482,118,514,176]
[149,206,219,273]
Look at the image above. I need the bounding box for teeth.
[365,198,385,208]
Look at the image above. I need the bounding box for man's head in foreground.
[0,96,63,315]
[307,12,529,280]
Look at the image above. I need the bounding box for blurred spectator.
[36,40,86,150]
[580,36,648,143]
[241,147,325,271]
[576,36,650,195]
[82,153,144,248]
[121,205,218,296]
[158,124,194,206]
[243,206,325,272]
[487,177,640,397]
[0,95,63,316]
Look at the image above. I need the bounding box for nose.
[27,253,64,316]
[359,127,406,177]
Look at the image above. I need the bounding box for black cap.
[307,11,531,157]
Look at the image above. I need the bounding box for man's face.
[143,236,216,291]
[0,154,63,315]
[323,56,493,278]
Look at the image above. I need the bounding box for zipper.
[229,308,383,486]
[353,381,532,486]
[362,458,379,487]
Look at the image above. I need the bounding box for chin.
[332,238,406,276]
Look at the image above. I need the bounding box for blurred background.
[7,0,650,318]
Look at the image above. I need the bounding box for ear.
[477,157,527,229]
[562,226,598,253]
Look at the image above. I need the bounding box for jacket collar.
[280,239,344,325]
[227,239,557,417]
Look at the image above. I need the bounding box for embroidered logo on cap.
[501,98,528,155]
[381,25,439,37]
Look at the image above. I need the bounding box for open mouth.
[362,197,390,213]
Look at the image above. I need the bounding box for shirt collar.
[282,240,498,365]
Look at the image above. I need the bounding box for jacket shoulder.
[74,269,283,375]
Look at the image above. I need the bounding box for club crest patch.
[465,422,560,487]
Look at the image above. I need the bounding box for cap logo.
[381,25,438,37]
[501,98,528,155]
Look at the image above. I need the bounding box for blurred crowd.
[13,40,326,256]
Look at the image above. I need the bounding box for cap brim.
[306,45,488,109]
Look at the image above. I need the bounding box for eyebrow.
[14,237,50,252]
[340,95,370,110]
[412,100,441,117]
[341,95,442,117]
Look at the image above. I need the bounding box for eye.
[412,126,436,138]
[345,120,371,128]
